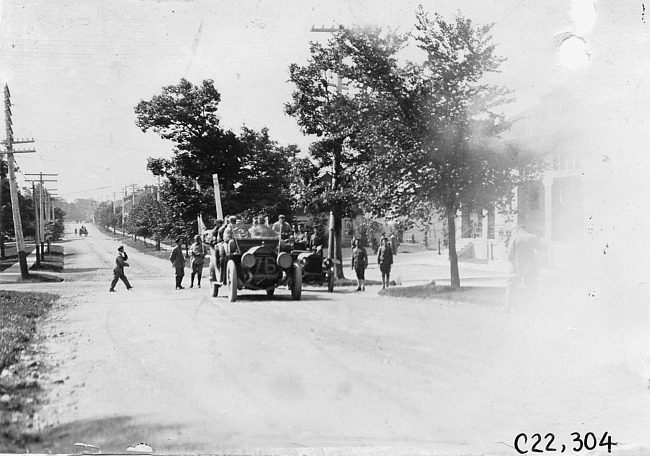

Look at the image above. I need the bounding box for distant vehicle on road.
[207,223,302,302]
[79,226,88,236]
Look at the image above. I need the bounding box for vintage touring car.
[207,224,302,302]
[290,242,337,292]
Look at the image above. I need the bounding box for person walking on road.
[189,234,206,288]
[377,236,394,289]
[505,225,543,311]
[109,245,132,292]
[170,237,186,290]
[351,238,368,291]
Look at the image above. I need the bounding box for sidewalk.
[0,243,40,284]
[340,248,513,287]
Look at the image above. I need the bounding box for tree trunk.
[333,215,345,279]
[446,205,460,288]
[331,140,346,279]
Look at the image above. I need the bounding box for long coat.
[377,244,393,269]
[169,245,186,269]
[351,246,368,271]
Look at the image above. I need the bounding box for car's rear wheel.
[327,271,335,292]
[266,288,275,297]
[226,260,237,302]
[291,263,302,301]
[211,281,220,297]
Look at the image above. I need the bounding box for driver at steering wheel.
[223,216,238,254]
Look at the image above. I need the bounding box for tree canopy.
[287,9,544,286]
[135,79,298,236]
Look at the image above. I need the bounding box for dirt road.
[5,225,650,455]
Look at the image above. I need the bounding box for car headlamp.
[277,252,292,269]
[241,252,256,269]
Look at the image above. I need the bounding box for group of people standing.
[170,235,206,290]
[351,235,395,291]
[109,213,399,292]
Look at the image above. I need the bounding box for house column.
[543,175,554,262]
[481,209,489,260]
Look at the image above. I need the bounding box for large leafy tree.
[128,193,173,248]
[136,79,297,234]
[287,9,544,287]
[135,79,248,232]
[370,9,543,287]
[286,39,379,277]
[235,127,297,222]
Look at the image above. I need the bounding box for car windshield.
[233,223,280,240]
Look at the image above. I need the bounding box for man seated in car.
[294,223,309,249]
[249,216,265,237]
[272,215,293,240]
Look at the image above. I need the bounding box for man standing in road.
[109,245,132,292]
[351,238,368,291]
[170,237,186,290]
[189,234,206,288]
[377,236,394,289]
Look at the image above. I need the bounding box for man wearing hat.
[189,234,206,288]
[272,215,292,239]
[109,245,132,292]
[169,236,186,290]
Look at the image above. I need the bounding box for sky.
[0,0,644,203]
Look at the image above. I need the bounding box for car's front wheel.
[291,263,302,301]
[226,260,238,302]
[327,271,335,292]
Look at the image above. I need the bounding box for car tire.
[211,281,220,298]
[327,271,335,292]
[291,263,302,301]
[266,288,275,297]
[226,260,237,302]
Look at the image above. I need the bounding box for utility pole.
[0,154,4,260]
[47,191,58,220]
[49,193,58,221]
[2,85,35,279]
[311,25,346,275]
[122,186,127,236]
[25,173,56,258]
[29,181,40,266]
[131,184,137,241]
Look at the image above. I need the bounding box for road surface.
[3,224,650,455]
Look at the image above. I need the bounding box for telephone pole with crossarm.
[2,84,35,278]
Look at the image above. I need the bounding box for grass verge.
[0,291,58,451]
[99,227,172,262]
[379,282,506,307]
